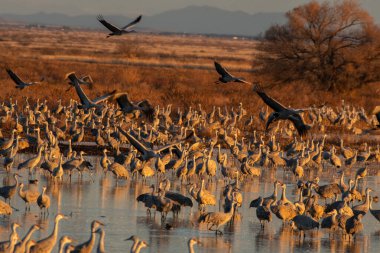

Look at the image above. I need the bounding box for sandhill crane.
[70,220,104,253]
[100,149,110,173]
[13,224,40,253]
[196,179,216,212]
[65,72,93,91]
[25,240,37,253]
[277,183,293,207]
[325,196,352,214]
[352,188,372,216]
[3,146,16,172]
[358,145,371,163]
[290,215,319,238]
[0,129,17,153]
[124,235,140,253]
[312,180,341,203]
[340,139,354,159]
[0,222,20,251]
[58,236,75,253]
[198,193,237,235]
[30,214,68,253]
[346,175,363,203]
[17,145,44,176]
[52,154,64,183]
[23,240,38,253]
[0,173,20,203]
[118,127,181,161]
[338,171,349,193]
[5,68,43,89]
[294,190,305,215]
[213,61,250,84]
[66,73,116,110]
[62,151,86,177]
[253,83,311,136]
[0,199,12,215]
[139,162,155,181]
[154,188,181,220]
[133,240,148,253]
[159,179,193,208]
[329,146,342,168]
[0,227,19,253]
[308,195,325,220]
[250,180,280,208]
[107,161,130,181]
[187,238,201,253]
[292,161,304,179]
[256,197,272,227]
[40,149,58,174]
[270,195,298,224]
[111,92,155,121]
[321,209,339,236]
[356,166,368,179]
[176,156,189,183]
[369,197,380,222]
[25,128,44,149]
[216,144,227,165]
[97,14,142,38]
[136,185,158,215]
[18,183,39,211]
[37,186,50,215]
[345,214,364,240]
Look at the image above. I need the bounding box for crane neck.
[133,242,145,253]
[298,190,303,202]
[188,242,195,253]
[353,177,359,190]
[339,173,345,186]
[229,202,236,214]
[50,218,63,246]
[364,190,371,206]
[18,185,26,198]
[14,174,19,185]
[273,183,278,199]
[22,226,38,244]
[58,241,70,253]
[281,186,288,203]
[97,229,105,253]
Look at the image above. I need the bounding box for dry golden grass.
[0,25,379,117]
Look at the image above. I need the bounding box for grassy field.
[0,25,379,115]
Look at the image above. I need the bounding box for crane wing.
[6,68,25,85]
[67,73,92,106]
[110,92,134,111]
[289,114,311,137]
[93,90,117,104]
[97,15,121,33]
[214,61,233,78]
[253,83,287,112]
[137,99,155,120]
[117,126,150,154]
[121,15,142,30]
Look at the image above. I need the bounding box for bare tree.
[255,0,380,91]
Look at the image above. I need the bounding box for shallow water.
[0,154,379,253]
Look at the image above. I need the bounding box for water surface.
[0,154,379,253]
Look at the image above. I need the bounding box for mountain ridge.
[0,5,286,36]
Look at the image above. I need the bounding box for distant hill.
[0,5,286,36]
[143,6,286,36]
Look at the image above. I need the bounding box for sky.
[1,0,380,20]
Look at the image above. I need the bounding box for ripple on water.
[0,155,379,253]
